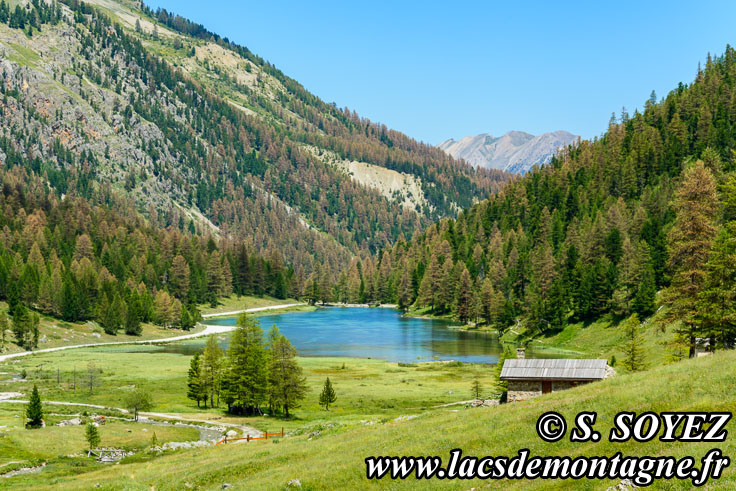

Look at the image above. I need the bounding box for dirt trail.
[0,399,263,437]
[0,303,304,363]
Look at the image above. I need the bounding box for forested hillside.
[0,164,297,348]
[348,49,736,357]
[0,0,508,281]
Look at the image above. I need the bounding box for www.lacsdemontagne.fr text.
[365,448,729,486]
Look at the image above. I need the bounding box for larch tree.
[471,378,482,400]
[268,333,307,417]
[621,314,647,372]
[222,313,267,414]
[201,335,224,408]
[455,266,473,323]
[85,422,101,450]
[437,259,455,313]
[319,376,336,411]
[169,255,190,300]
[124,389,153,422]
[418,254,441,312]
[397,266,412,311]
[73,234,94,261]
[154,290,174,327]
[206,251,226,301]
[662,161,718,357]
[480,278,495,325]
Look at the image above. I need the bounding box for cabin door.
[542,381,552,394]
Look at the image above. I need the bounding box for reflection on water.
[141,307,556,364]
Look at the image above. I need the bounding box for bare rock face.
[439,130,579,174]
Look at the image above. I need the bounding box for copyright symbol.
[536,412,567,442]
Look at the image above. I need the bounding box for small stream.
[136,418,224,441]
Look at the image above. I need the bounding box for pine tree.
[180,305,192,331]
[621,315,647,372]
[11,303,37,349]
[235,244,252,295]
[19,263,39,305]
[97,293,125,335]
[187,353,203,407]
[0,310,7,351]
[319,376,336,411]
[61,273,83,322]
[662,161,718,357]
[124,293,142,335]
[632,266,657,317]
[25,384,43,428]
[479,278,495,326]
[85,422,100,449]
[697,225,736,349]
[494,347,510,400]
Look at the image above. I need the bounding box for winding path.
[0,303,304,363]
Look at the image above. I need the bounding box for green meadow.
[1,349,733,489]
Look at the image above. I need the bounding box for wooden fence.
[216,428,284,445]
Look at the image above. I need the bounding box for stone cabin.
[499,349,610,402]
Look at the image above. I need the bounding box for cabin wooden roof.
[499,358,608,381]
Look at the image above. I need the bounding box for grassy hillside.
[0,302,206,355]
[501,309,679,370]
[197,295,303,316]
[4,349,734,488]
[0,296,304,355]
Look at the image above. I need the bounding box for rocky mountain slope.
[439,130,578,174]
[0,0,510,276]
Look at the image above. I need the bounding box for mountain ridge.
[439,129,579,174]
[0,0,511,278]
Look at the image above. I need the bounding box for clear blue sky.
[147,0,736,144]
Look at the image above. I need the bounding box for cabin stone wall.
[507,380,541,402]
[507,380,588,402]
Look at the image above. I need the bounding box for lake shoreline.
[318,302,398,309]
[163,306,509,364]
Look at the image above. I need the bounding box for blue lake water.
[149,307,554,364]
[206,307,500,363]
